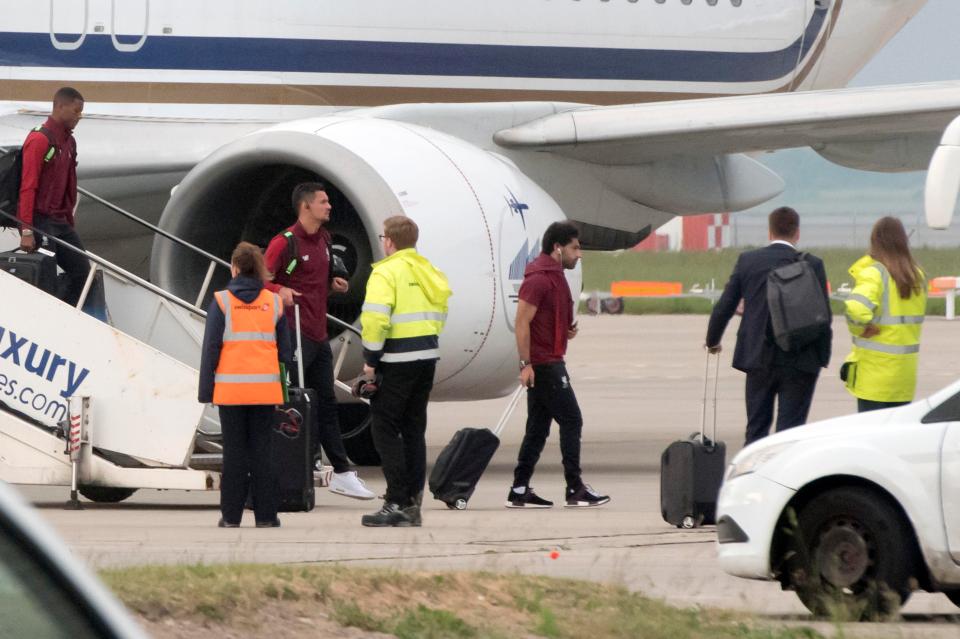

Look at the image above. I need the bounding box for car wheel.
[78,486,138,504]
[789,486,917,621]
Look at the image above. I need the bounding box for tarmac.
[15,314,960,632]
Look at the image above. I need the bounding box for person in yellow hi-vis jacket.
[359,215,451,527]
[843,217,926,413]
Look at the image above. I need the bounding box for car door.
[929,390,960,563]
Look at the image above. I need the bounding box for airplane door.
[49,0,88,51]
[789,0,833,91]
[111,0,149,52]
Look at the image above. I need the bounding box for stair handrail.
[0,206,207,317]
[0,203,363,339]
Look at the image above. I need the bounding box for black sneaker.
[217,518,240,528]
[505,486,554,508]
[255,518,281,528]
[565,484,610,508]
[361,502,414,527]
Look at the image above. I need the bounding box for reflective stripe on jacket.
[843,255,926,403]
[212,289,284,405]
[360,248,451,366]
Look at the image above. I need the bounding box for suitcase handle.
[293,303,305,385]
[700,351,720,448]
[492,385,525,437]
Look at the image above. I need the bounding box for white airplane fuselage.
[0,0,925,106]
[0,0,928,401]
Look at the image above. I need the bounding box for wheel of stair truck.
[338,403,381,466]
[78,486,138,504]
[944,590,960,610]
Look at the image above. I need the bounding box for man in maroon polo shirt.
[18,87,90,306]
[264,182,375,500]
[506,221,610,509]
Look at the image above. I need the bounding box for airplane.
[3,0,960,465]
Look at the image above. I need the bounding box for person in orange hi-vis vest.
[199,242,292,528]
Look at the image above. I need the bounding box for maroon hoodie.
[518,253,574,365]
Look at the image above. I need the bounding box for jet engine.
[152,116,578,402]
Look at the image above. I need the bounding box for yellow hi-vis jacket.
[843,255,926,403]
[360,248,452,366]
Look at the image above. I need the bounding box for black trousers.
[513,362,583,490]
[858,398,910,413]
[292,336,351,473]
[219,405,277,524]
[369,359,436,506]
[34,214,90,307]
[744,366,819,446]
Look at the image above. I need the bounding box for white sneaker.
[329,471,376,500]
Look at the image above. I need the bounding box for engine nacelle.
[152,116,578,400]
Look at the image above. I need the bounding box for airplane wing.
[494,81,960,172]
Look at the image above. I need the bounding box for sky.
[745,0,960,220]
[851,0,960,87]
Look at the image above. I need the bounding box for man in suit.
[705,206,832,446]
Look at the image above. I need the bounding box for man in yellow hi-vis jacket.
[844,251,926,412]
[359,215,451,527]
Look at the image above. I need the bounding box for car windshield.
[0,521,103,639]
[922,388,960,424]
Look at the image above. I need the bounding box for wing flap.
[494,82,960,168]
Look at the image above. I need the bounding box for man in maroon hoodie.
[18,87,89,306]
[263,182,375,501]
[507,221,610,509]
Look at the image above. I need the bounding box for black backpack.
[0,126,56,228]
[278,230,349,281]
[767,252,831,352]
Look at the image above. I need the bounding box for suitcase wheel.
[446,499,468,510]
[680,514,704,529]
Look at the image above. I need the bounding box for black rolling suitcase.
[660,352,727,529]
[429,385,524,510]
[273,304,316,512]
[0,248,57,294]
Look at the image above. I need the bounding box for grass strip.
[101,564,826,639]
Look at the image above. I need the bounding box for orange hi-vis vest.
[212,288,284,405]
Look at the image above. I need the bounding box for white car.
[0,481,146,638]
[717,379,960,620]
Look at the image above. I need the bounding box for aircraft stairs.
[0,189,365,502]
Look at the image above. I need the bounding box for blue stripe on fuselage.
[0,8,827,84]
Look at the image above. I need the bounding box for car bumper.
[716,471,796,580]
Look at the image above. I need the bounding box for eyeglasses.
[378,234,386,241]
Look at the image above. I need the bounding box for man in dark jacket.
[506,221,610,509]
[705,207,832,445]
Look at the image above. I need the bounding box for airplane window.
[681,0,692,6]
[0,522,104,638]
[731,0,742,6]
[707,0,718,6]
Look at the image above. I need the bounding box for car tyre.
[789,486,917,621]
